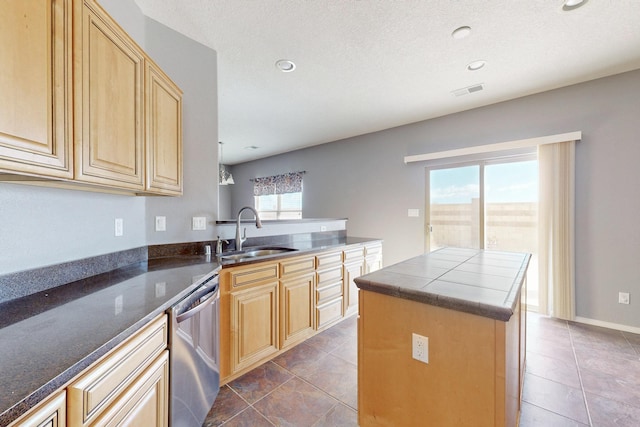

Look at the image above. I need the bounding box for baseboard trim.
[574,316,640,335]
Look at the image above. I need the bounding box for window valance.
[253,171,304,196]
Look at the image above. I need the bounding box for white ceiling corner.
[133,0,640,164]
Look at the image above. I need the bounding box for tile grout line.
[567,320,594,427]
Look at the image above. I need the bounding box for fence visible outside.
[430,199,539,309]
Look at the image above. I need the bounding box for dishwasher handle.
[176,288,219,323]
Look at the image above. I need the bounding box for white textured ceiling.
[133,0,640,164]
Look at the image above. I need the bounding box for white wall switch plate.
[412,333,429,364]
[619,292,630,304]
[114,218,124,236]
[155,216,166,232]
[408,209,420,217]
[192,216,206,230]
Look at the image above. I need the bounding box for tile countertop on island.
[0,235,381,426]
[354,247,530,322]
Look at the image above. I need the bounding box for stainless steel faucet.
[235,206,262,251]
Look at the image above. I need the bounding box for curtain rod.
[249,170,306,182]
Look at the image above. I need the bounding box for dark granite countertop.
[354,247,530,322]
[0,235,381,425]
[0,256,219,426]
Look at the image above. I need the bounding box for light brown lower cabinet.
[280,272,315,349]
[230,280,279,375]
[220,244,382,383]
[9,390,66,427]
[11,315,169,427]
[67,315,168,427]
[91,351,168,427]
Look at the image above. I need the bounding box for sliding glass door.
[427,165,481,251]
[427,157,539,309]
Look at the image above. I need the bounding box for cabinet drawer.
[343,247,364,262]
[316,297,343,329]
[230,263,278,287]
[68,315,168,426]
[365,244,382,257]
[315,251,342,269]
[316,282,342,305]
[280,256,315,278]
[316,265,343,287]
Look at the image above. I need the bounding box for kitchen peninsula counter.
[355,247,530,427]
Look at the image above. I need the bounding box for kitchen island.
[354,247,530,427]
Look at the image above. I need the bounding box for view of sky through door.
[428,159,539,309]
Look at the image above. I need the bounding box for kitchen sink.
[219,247,298,262]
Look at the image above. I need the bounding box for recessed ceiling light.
[467,60,486,71]
[563,0,587,10]
[244,145,260,150]
[452,26,471,39]
[275,59,296,72]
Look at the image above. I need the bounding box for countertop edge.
[354,249,530,322]
[0,270,211,427]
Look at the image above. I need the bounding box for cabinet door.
[9,390,66,427]
[0,0,72,178]
[145,62,182,195]
[280,273,315,349]
[230,281,279,374]
[75,1,144,190]
[344,261,363,317]
[93,351,169,427]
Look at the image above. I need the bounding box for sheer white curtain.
[537,141,576,320]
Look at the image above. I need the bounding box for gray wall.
[229,69,640,329]
[0,0,218,275]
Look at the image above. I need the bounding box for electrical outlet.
[192,216,207,231]
[155,216,166,232]
[320,226,327,232]
[114,218,124,236]
[619,292,630,305]
[412,333,429,364]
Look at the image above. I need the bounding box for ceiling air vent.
[451,83,484,97]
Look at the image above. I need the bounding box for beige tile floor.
[203,312,640,426]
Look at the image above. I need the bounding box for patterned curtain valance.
[253,171,304,196]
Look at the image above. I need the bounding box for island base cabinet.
[358,290,523,427]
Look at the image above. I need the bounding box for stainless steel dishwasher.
[168,268,220,427]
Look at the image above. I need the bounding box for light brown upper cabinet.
[1,0,183,195]
[145,62,183,195]
[74,0,145,190]
[0,0,73,179]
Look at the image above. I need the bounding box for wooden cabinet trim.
[315,251,342,269]
[8,389,66,427]
[144,62,183,195]
[279,272,315,349]
[316,281,343,306]
[92,351,169,427]
[343,247,364,262]
[316,265,343,287]
[230,281,279,373]
[279,256,315,278]
[0,0,73,178]
[75,3,145,189]
[67,315,167,426]
[316,297,343,330]
[229,263,279,287]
